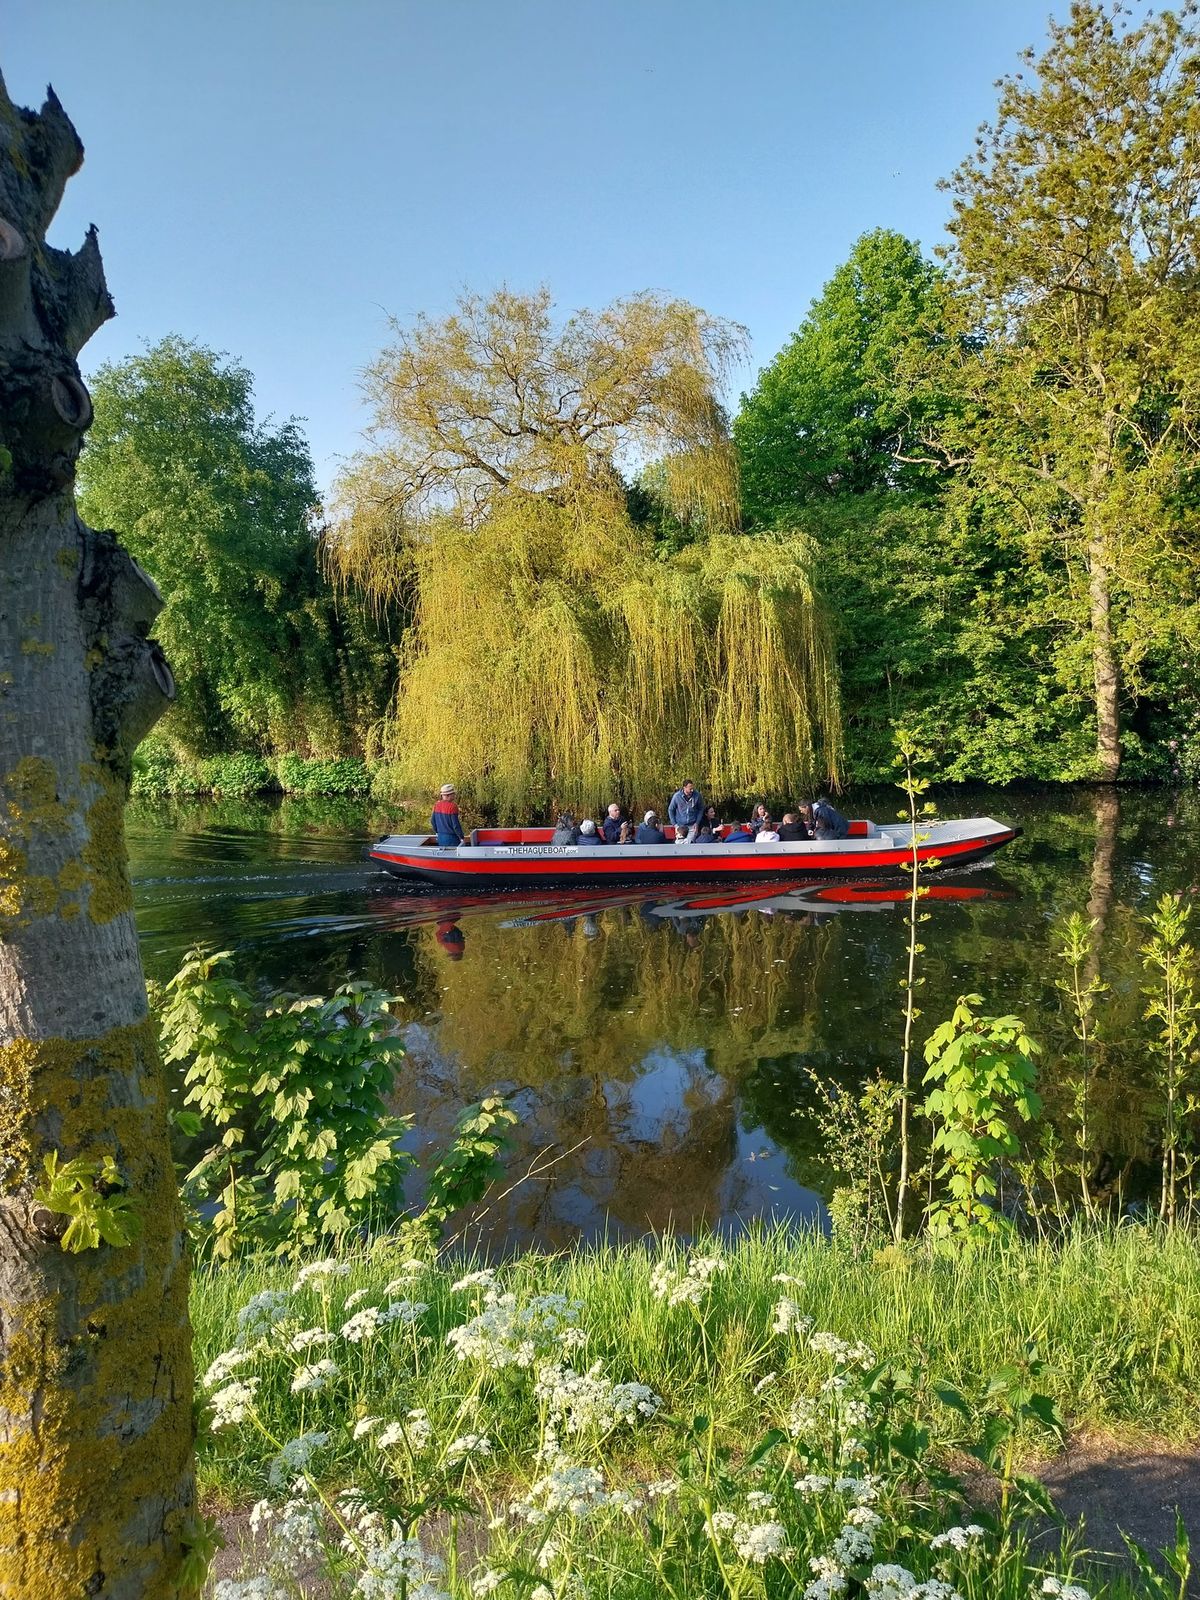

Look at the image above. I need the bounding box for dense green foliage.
[735,5,1200,786]
[79,338,392,764]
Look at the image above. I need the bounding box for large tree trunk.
[0,78,195,1599]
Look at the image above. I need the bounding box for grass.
[192,1222,1200,1506]
[191,1224,1200,1598]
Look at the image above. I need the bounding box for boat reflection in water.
[372,874,1014,1255]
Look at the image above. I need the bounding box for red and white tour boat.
[370,816,1019,889]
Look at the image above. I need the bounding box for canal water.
[127,785,1200,1252]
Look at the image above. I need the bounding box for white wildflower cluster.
[285,1327,334,1353]
[451,1268,498,1293]
[341,1300,428,1341]
[267,1430,330,1489]
[293,1259,351,1291]
[805,1555,850,1598]
[202,1347,256,1390]
[772,1297,813,1336]
[706,1506,793,1565]
[867,1575,963,1600]
[376,1409,434,1451]
[383,1260,429,1292]
[236,1290,291,1346]
[1039,1582,1091,1600]
[808,1330,877,1369]
[354,1534,448,1600]
[446,1289,584,1368]
[646,1478,680,1498]
[249,1485,324,1561]
[649,1252,725,1307]
[511,1459,611,1522]
[209,1377,259,1430]
[213,1580,286,1600]
[290,1358,339,1394]
[336,1487,393,1550]
[930,1525,986,1552]
[445,1432,493,1466]
[534,1359,661,1445]
[470,1571,505,1597]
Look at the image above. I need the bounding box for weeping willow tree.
[330,287,841,810]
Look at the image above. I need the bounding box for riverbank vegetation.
[196,1228,1197,1598]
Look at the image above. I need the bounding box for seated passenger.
[697,804,723,841]
[748,803,771,835]
[723,821,755,844]
[755,817,781,843]
[635,810,668,845]
[551,811,580,845]
[811,796,850,840]
[577,819,602,845]
[602,802,625,844]
[778,811,811,842]
[618,820,637,843]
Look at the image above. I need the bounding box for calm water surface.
[127,786,1200,1252]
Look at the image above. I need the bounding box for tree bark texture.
[0,77,195,1598]
[1087,531,1121,783]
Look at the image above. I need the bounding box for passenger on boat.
[618,820,637,843]
[432,783,466,848]
[602,803,625,844]
[668,779,706,844]
[778,811,812,842]
[551,812,581,845]
[577,819,602,845]
[812,797,850,840]
[755,818,781,843]
[697,804,723,841]
[636,810,668,844]
[749,803,770,835]
[723,822,755,844]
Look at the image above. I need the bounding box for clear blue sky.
[9,1,1058,495]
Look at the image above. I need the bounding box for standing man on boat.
[432,783,466,848]
[668,778,706,844]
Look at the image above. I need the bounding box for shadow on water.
[127,786,1200,1252]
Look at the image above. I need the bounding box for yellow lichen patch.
[0,1021,196,1597]
[19,639,55,656]
[56,545,79,575]
[81,773,133,924]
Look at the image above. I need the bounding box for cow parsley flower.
[452,1269,497,1293]
[290,1358,339,1394]
[930,1525,986,1552]
[235,1290,291,1346]
[833,1522,877,1564]
[471,1572,505,1597]
[210,1377,259,1429]
[447,1290,583,1368]
[650,1252,725,1307]
[342,1306,385,1342]
[285,1327,334,1353]
[292,1259,351,1291]
[203,1348,256,1389]
[866,1565,918,1598]
[445,1432,492,1465]
[734,1520,793,1563]
[1040,1582,1091,1600]
[267,1430,330,1489]
[344,1287,374,1310]
[213,1580,286,1600]
[772,1297,812,1336]
[354,1534,447,1600]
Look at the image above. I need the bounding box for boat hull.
[370,819,1019,889]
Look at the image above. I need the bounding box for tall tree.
[734,229,948,522]
[0,79,194,1597]
[79,338,390,758]
[330,288,842,809]
[938,0,1200,780]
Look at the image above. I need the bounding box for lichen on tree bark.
[0,74,194,1599]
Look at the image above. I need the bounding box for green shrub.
[130,735,201,796]
[197,753,274,796]
[274,754,371,796]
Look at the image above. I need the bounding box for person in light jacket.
[667,779,705,843]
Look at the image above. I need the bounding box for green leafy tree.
[329,287,842,810]
[79,337,391,758]
[933,0,1200,781]
[734,229,949,520]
